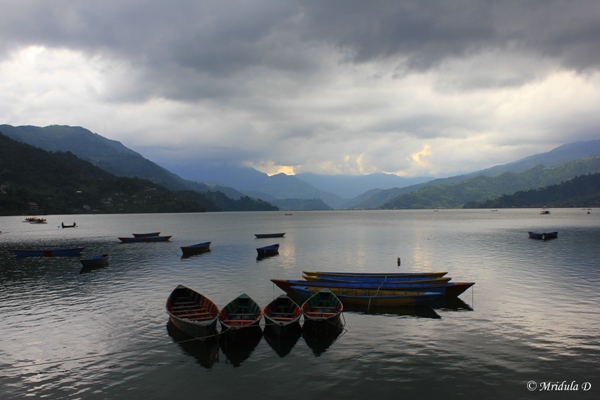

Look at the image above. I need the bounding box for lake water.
[0,209,599,399]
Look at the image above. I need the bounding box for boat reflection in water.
[432,297,474,312]
[220,326,263,367]
[302,319,345,356]
[263,322,302,357]
[342,303,442,319]
[166,321,220,369]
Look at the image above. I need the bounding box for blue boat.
[181,241,211,257]
[292,285,441,307]
[119,235,172,243]
[11,247,85,257]
[256,243,279,256]
[528,231,558,240]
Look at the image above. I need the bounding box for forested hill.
[379,155,600,209]
[468,173,600,209]
[0,133,216,215]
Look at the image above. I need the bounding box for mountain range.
[2,124,600,210]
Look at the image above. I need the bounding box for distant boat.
[540,209,550,214]
[301,288,343,325]
[11,247,85,257]
[528,231,558,241]
[166,285,220,338]
[61,222,77,228]
[255,233,285,238]
[132,232,160,237]
[181,241,211,257]
[219,293,263,339]
[79,253,109,269]
[256,243,279,256]
[263,295,302,335]
[118,235,172,243]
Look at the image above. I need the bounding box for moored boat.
[301,288,343,325]
[263,295,302,335]
[118,235,172,243]
[61,222,77,228]
[302,270,448,280]
[255,233,286,238]
[11,247,85,257]
[256,243,279,256]
[294,285,441,307]
[219,293,263,337]
[181,241,211,257]
[132,232,161,237]
[79,253,109,269]
[271,278,474,298]
[303,273,451,284]
[528,231,558,241]
[166,285,220,338]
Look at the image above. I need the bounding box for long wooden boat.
[303,273,452,284]
[166,285,220,338]
[294,285,441,307]
[118,235,172,243]
[181,241,211,257]
[301,288,343,324]
[256,243,279,256]
[255,232,286,238]
[219,293,263,335]
[11,247,85,257]
[132,231,161,237]
[263,295,302,335]
[272,279,474,298]
[303,270,448,280]
[79,253,109,268]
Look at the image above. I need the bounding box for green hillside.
[468,173,600,209]
[380,156,600,209]
[0,133,213,215]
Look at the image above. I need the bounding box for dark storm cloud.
[2,1,599,99]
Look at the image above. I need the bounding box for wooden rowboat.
[219,293,263,337]
[118,235,172,243]
[303,270,448,279]
[181,241,211,257]
[301,288,343,324]
[255,233,285,238]
[271,279,474,298]
[256,243,279,256]
[11,247,85,257]
[263,295,302,335]
[294,286,441,307]
[132,232,161,237]
[79,253,109,269]
[166,285,219,338]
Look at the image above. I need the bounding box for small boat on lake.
[166,285,220,338]
[132,232,160,237]
[79,253,109,269]
[528,231,558,241]
[118,235,172,243]
[61,222,77,228]
[255,232,285,238]
[11,247,85,257]
[219,293,263,338]
[293,286,441,307]
[181,241,211,257]
[256,243,279,257]
[263,295,302,335]
[301,288,343,325]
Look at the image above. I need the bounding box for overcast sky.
[1,0,600,178]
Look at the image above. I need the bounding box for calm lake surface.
[1,209,599,399]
